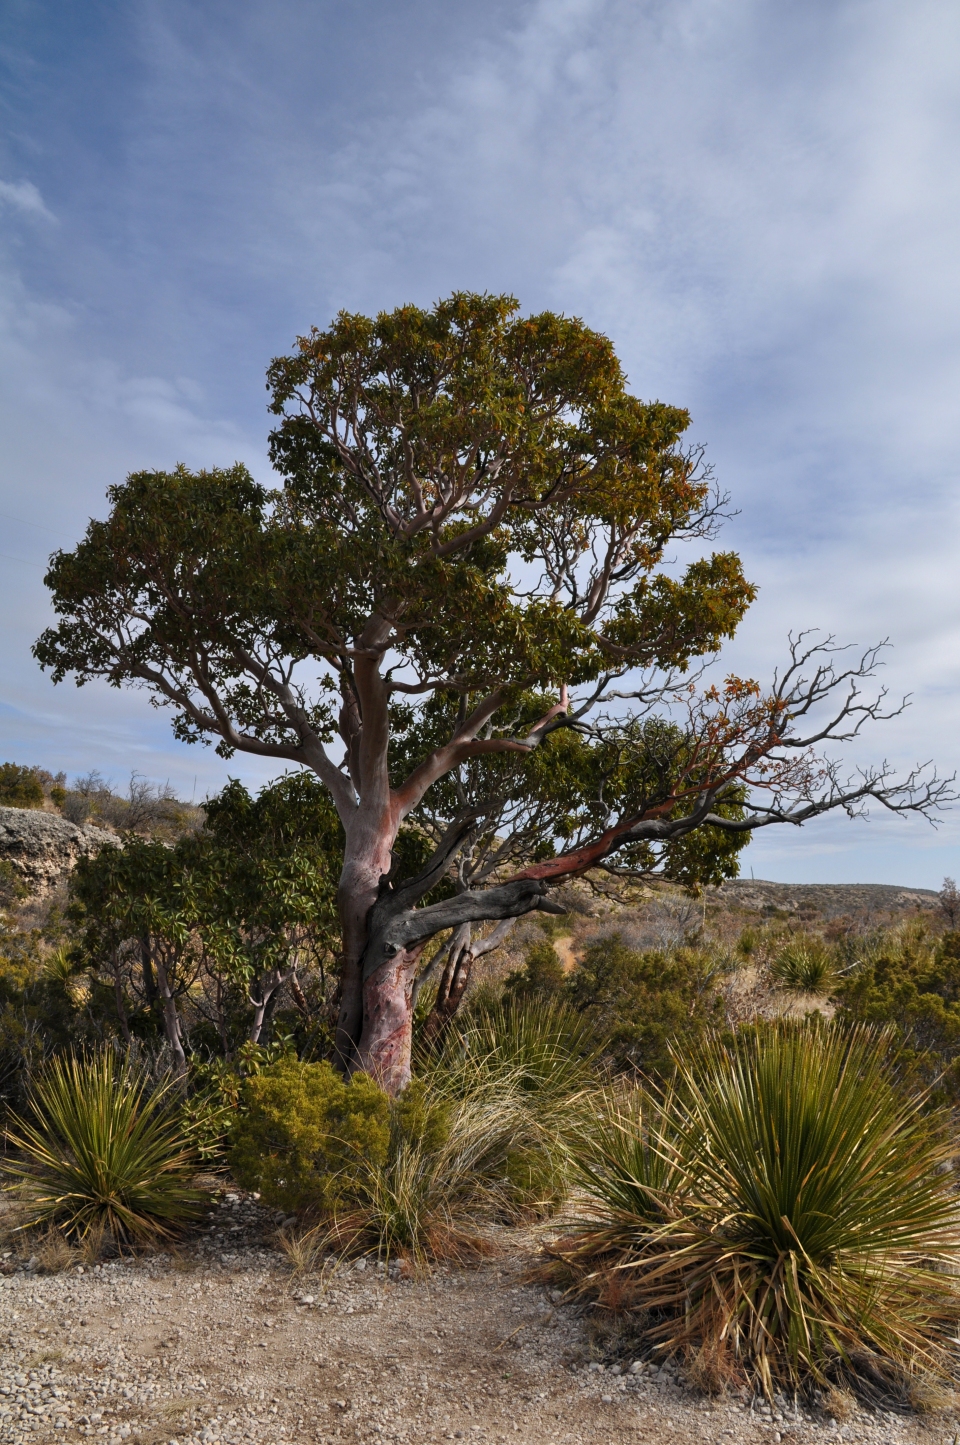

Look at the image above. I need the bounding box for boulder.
[0,806,118,897]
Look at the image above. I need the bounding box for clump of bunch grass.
[560,1023,960,1397]
[769,938,838,996]
[2,1051,204,1244]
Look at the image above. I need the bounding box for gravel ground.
[0,1191,956,1445]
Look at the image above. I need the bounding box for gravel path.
[0,1192,955,1445]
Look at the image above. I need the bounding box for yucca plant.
[566,1024,960,1395]
[546,1085,685,1312]
[769,938,839,996]
[2,1052,204,1243]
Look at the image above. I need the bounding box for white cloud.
[0,179,55,222]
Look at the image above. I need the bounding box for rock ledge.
[0,805,117,896]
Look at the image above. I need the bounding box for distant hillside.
[710,878,940,922]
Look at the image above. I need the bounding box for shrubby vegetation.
[1,767,959,1400]
[4,1051,203,1243]
[0,759,197,835]
[836,924,960,1100]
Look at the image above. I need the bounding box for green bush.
[235,1004,591,1259]
[565,934,725,1076]
[0,763,44,810]
[504,940,566,1000]
[2,1051,203,1243]
[837,926,960,1100]
[230,1058,392,1214]
[563,1024,960,1394]
[428,999,595,1219]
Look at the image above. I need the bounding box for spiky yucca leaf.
[3,1052,203,1242]
[769,939,838,996]
[566,1025,960,1393]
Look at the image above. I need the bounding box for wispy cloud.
[0,179,55,222]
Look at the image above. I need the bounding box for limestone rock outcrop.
[0,806,117,897]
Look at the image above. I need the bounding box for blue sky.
[1,0,958,885]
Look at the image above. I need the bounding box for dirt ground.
[0,1191,956,1445]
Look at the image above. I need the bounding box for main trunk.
[335,819,400,1084]
[356,944,424,1094]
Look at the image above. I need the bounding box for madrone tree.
[35,294,951,1092]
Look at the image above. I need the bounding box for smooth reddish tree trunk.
[356,945,425,1093]
[335,815,405,1085]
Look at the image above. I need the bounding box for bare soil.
[0,1193,954,1445]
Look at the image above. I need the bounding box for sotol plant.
[2,1052,203,1243]
[769,938,840,997]
[563,1024,960,1395]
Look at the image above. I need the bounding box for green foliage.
[36,298,754,746]
[2,1052,203,1242]
[0,859,28,910]
[571,1084,684,1235]
[392,694,752,894]
[504,940,567,1000]
[769,937,839,996]
[68,772,342,1058]
[836,925,960,1099]
[426,999,596,1218]
[564,1025,960,1394]
[332,1084,530,1265]
[440,997,596,1106]
[565,934,726,1076]
[0,925,89,1115]
[0,763,44,809]
[229,1058,391,1214]
[32,295,760,1008]
[735,926,759,958]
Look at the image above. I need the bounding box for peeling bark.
[357,944,425,1092]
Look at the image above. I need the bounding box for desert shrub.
[769,937,838,996]
[565,934,725,1076]
[2,1051,203,1242]
[332,1083,532,1264]
[445,997,595,1102]
[504,940,566,1000]
[837,925,960,1100]
[0,934,92,1116]
[736,927,759,958]
[0,763,44,809]
[62,770,192,836]
[0,859,28,911]
[229,1058,392,1213]
[561,1023,960,1395]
